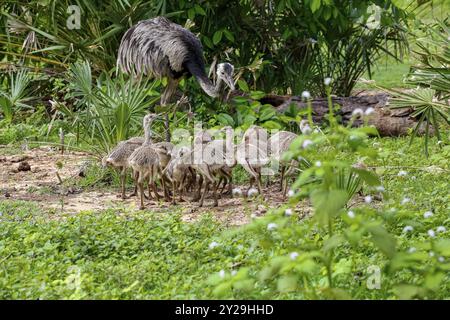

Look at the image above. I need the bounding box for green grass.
[356,57,412,89]
[0,136,448,299]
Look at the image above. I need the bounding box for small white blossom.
[411,176,416,180]
[287,189,295,197]
[364,195,372,204]
[302,139,314,148]
[427,229,436,238]
[232,187,242,196]
[315,161,322,167]
[364,107,375,115]
[290,252,299,260]
[299,120,312,134]
[397,170,408,177]
[408,247,416,253]
[437,140,443,145]
[267,223,278,231]
[375,186,385,192]
[423,211,433,219]
[347,210,355,219]
[209,241,220,249]
[284,208,293,216]
[231,270,237,276]
[402,225,414,233]
[429,251,435,257]
[301,91,311,99]
[436,226,446,233]
[438,256,445,263]
[352,108,364,117]
[219,270,225,278]
[324,77,332,86]
[247,188,259,197]
[401,197,411,205]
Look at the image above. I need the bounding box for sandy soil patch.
[1,146,306,225]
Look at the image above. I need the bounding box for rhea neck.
[197,75,225,98]
[143,121,154,145]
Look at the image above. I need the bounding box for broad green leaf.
[213,30,223,45]
[237,79,250,92]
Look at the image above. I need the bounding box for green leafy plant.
[0,70,35,122]
[376,20,449,156]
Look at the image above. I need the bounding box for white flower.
[397,170,408,177]
[290,252,299,260]
[423,211,433,219]
[427,229,436,238]
[408,247,416,253]
[209,241,220,249]
[284,208,293,216]
[364,195,372,204]
[299,120,312,134]
[347,210,355,219]
[402,225,414,233]
[375,186,385,192]
[429,251,435,257]
[219,270,225,278]
[436,226,446,233]
[287,189,295,197]
[232,187,242,196]
[247,188,259,197]
[364,107,375,115]
[352,108,364,117]
[411,176,416,180]
[315,161,322,167]
[301,91,311,99]
[438,256,445,263]
[231,270,237,276]
[437,140,443,145]
[267,223,278,231]
[302,139,313,148]
[401,197,411,205]
[324,77,332,86]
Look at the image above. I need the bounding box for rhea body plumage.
[128,113,165,209]
[117,17,235,141]
[104,136,144,199]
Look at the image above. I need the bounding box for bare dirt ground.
[0,145,305,226]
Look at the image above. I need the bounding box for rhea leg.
[199,180,210,207]
[120,166,127,199]
[280,165,285,192]
[138,173,146,210]
[161,78,180,142]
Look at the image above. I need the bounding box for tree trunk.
[259,92,428,136]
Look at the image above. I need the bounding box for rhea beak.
[224,74,235,91]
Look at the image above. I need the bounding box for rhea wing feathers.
[117,17,207,80]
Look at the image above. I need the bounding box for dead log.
[259,92,428,137]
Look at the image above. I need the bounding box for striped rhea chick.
[237,125,270,196]
[194,126,237,207]
[104,135,145,199]
[163,146,191,204]
[152,141,174,200]
[128,113,163,210]
[268,130,298,197]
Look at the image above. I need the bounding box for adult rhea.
[117,16,235,141]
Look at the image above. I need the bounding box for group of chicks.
[103,113,302,209]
